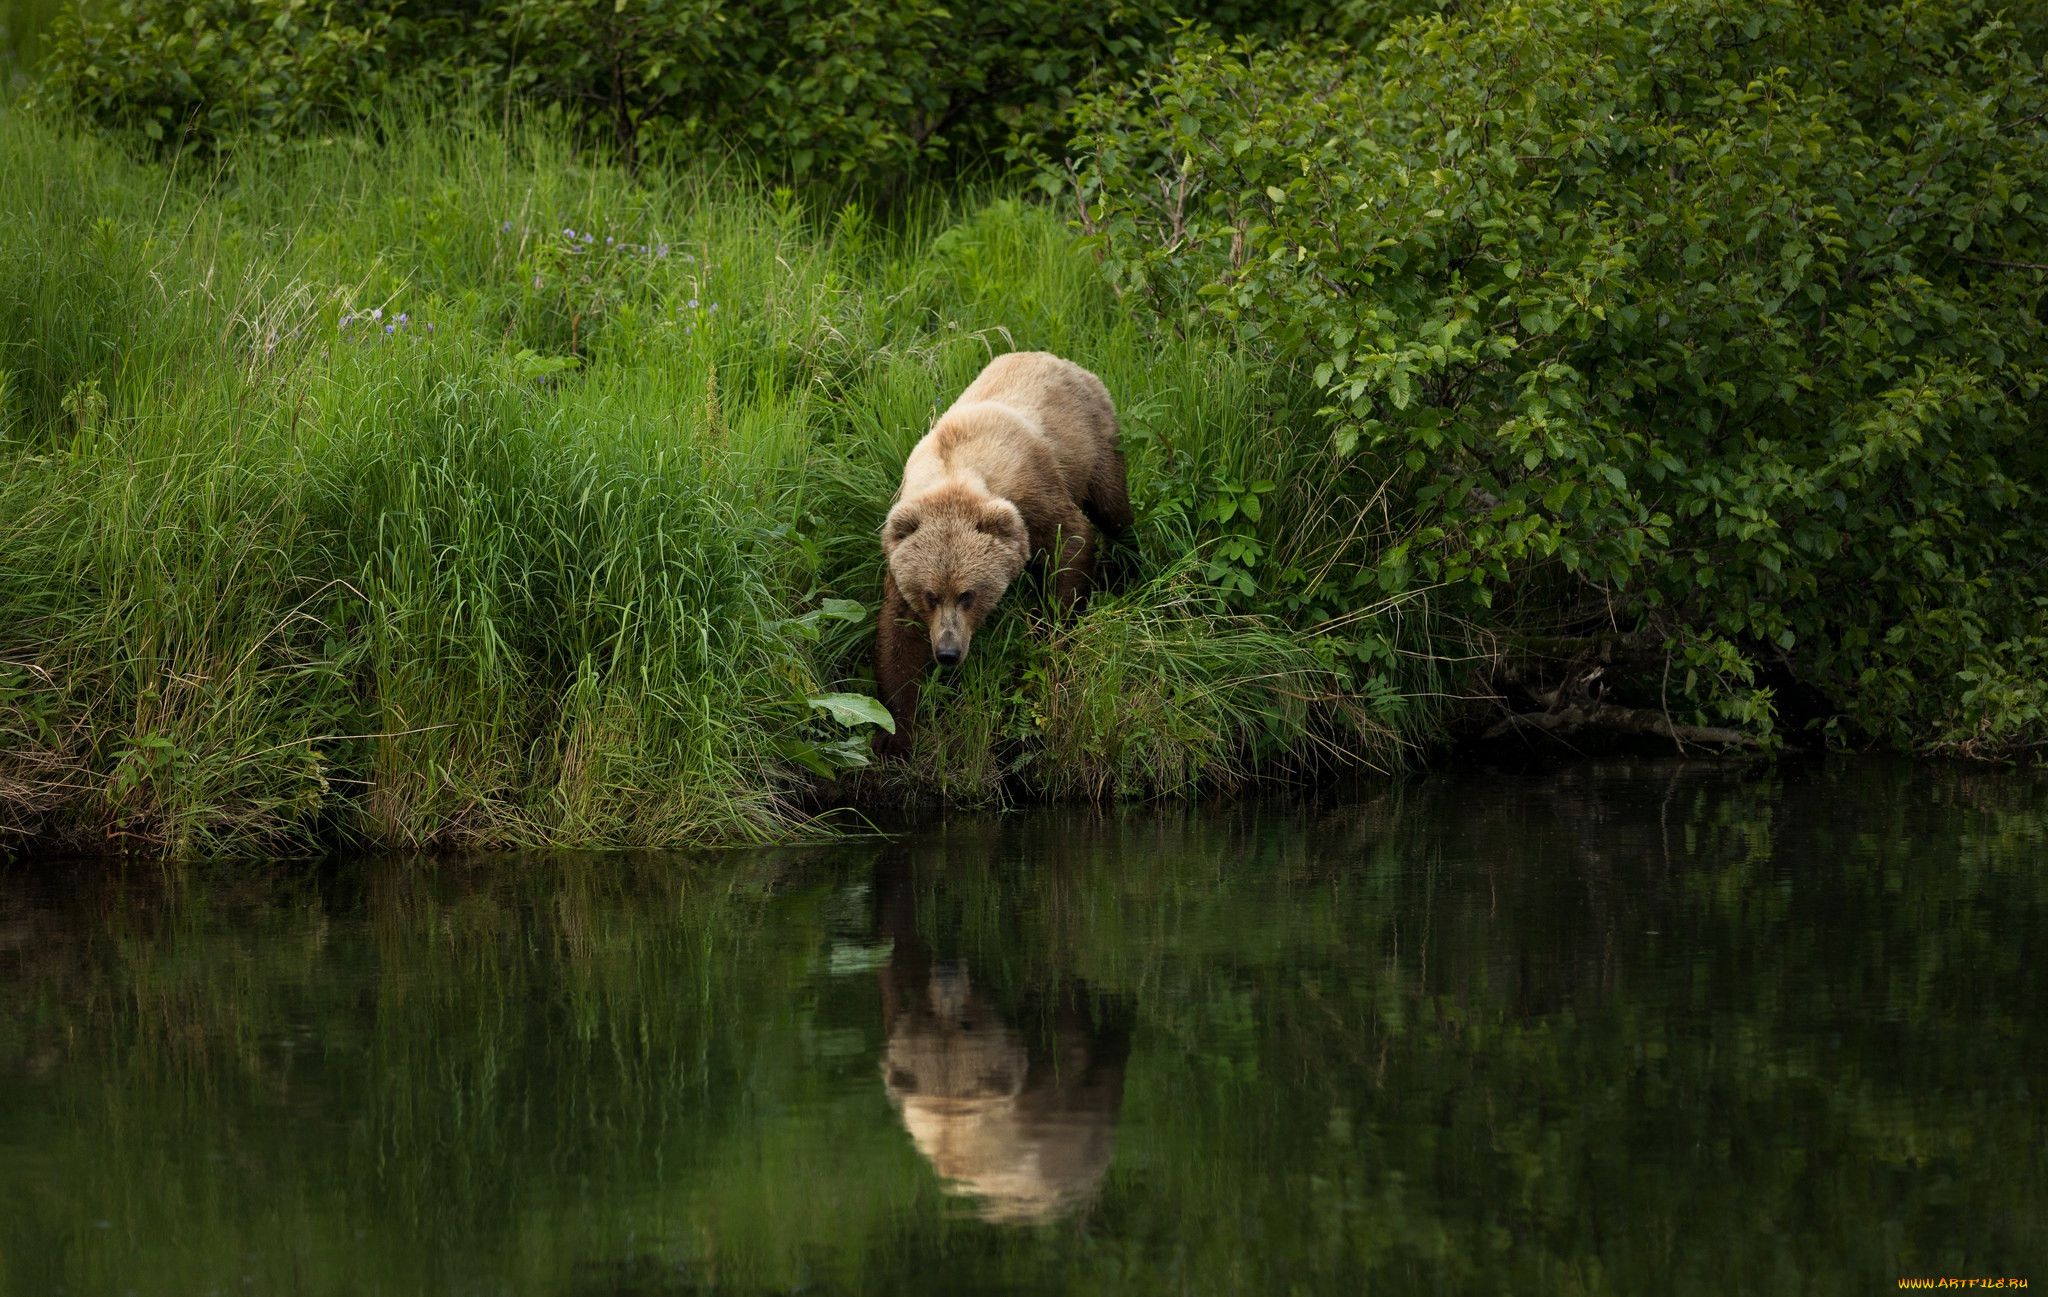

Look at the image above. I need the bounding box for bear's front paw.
[872,727,912,759]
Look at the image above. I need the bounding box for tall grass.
[0,103,1436,853]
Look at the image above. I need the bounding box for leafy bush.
[497,0,1211,175]
[1061,0,2048,751]
[35,0,1409,179]
[33,0,468,145]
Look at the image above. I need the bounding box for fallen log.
[1481,701,1757,748]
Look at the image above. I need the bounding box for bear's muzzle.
[930,604,971,667]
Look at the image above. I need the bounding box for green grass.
[0,102,1440,853]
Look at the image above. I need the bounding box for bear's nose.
[934,646,962,667]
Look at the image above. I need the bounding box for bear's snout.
[934,632,965,667]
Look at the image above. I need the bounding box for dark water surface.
[2,760,2043,1294]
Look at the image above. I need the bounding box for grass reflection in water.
[0,758,2042,1293]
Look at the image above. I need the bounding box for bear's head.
[882,486,1029,667]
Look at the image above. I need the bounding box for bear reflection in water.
[875,870,1129,1225]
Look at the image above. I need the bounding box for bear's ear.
[976,500,1029,561]
[882,502,921,552]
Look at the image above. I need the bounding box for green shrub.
[34,0,1420,180]
[1061,0,2048,751]
[32,0,466,145]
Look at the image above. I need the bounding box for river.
[2,758,2042,1293]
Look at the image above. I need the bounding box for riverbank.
[0,106,1437,854]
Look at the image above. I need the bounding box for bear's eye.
[958,590,975,610]
[923,591,939,609]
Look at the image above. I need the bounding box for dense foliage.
[35,0,1407,177]
[3,0,2046,852]
[1061,0,2048,752]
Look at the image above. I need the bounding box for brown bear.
[873,856,1129,1223]
[874,351,1131,754]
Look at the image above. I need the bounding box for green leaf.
[776,738,837,779]
[808,693,895,732]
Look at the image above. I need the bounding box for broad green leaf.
[808,693,895,732]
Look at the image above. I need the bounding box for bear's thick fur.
[874,352,1131,753]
